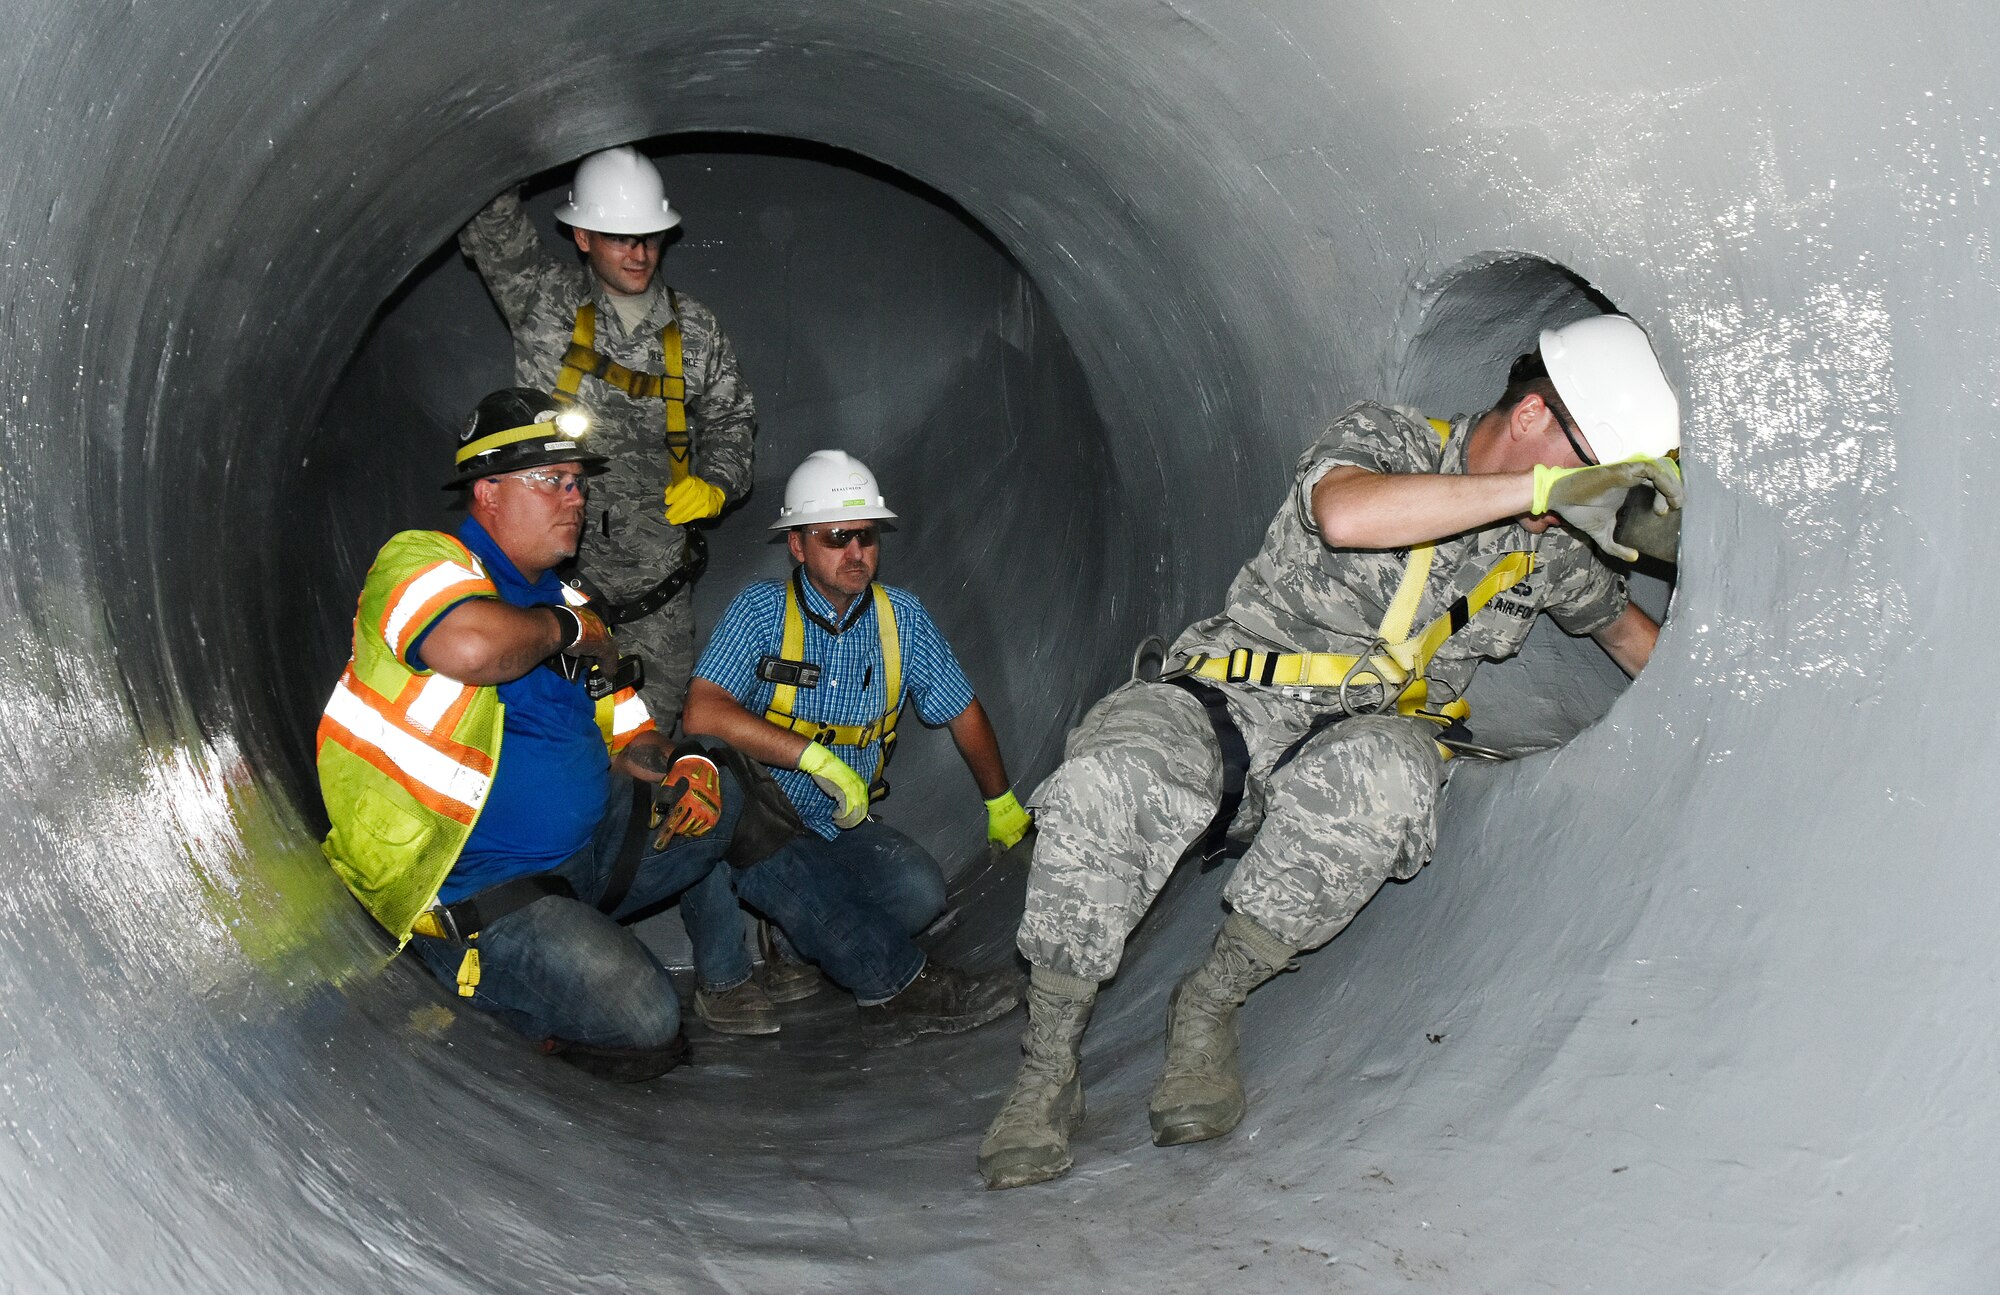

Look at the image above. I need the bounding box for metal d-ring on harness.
[1160,417,1536,864]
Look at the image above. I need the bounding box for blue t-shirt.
[694,571,976,839]
[410,518,610,903]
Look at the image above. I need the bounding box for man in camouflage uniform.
[979,314,1687,1190]
[460,145,766,1033]
[459,146,756,734]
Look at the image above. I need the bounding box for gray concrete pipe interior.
[1,1,1991,1290]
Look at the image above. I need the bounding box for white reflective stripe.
[561,584,589,608]
[612,692,651,737]
[325,680,491,810]
[404,673,466,735]
[384,561,487,656]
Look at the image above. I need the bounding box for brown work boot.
[694,978,780,1036]
[755,919,825,1004]
[979,968,1097,1190]
[758,959,825,1004]
[1148,912,1295,1146]
[858,960,1024,1048]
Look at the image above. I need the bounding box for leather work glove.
[984,790,1033,851]
[651,751,723,849]
[1531,457,1683,563]
[797,741,869,830]
[664,475,727,525]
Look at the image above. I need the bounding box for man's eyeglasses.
[806,526,880,550]
[494,469,589,496]
[1547,401,1597,467]
[597,231,665,252]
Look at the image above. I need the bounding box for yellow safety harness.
[552,297,692,487]
[1176,418,1535,730]
[761,571,904,802]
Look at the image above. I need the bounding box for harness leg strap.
[1166,677,1251,871]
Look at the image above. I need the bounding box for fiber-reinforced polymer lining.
[2,1,1996,1290]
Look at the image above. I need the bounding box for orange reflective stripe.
[379,550,492,660]
[609,688,654,751]
[318,713,482,826]
[329,669,496,788]
[398,672,472,736]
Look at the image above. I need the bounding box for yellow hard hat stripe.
[454,422,562,467]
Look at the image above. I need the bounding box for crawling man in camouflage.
[979,314,1687,1190]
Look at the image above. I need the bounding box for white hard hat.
[553,146,682,236]
[769,450,899,530]
[1540,314,1681,462]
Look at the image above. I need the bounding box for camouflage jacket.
[459,190,757,599]
[1172,402,1628,709]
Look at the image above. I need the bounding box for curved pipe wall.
[3,1,1995,1289]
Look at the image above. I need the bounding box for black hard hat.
[442,387,610,489]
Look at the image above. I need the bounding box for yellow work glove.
[984,790,1033,851]
[797,741,869,830]
[1531,456,1683,563]
[664,475,726,525]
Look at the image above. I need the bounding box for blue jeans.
[675,858,756,992]
[409,776,748,1048]
[790,820,947,937]
[730,820,946,1005]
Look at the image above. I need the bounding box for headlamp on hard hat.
[443,387,609,490]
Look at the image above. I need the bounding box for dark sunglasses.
[807,526,881,550]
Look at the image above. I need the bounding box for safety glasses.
[1547,401,1597,467]
[807,526,880,550]
[495,469,589,496]
[596,231,665,251]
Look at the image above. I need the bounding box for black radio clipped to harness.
[757,656,822,689]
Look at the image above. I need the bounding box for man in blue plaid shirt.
[684,450,1032,1046]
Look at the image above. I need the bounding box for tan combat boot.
[978,968,1097,1190]
[1148,912,1296,1146]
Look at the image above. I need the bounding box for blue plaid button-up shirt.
[694,571,977,839]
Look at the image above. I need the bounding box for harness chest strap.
[1184,550,1535,704]
[762,575,904,797]
[1184,417,1534,713]
[553,298,691,485]
[1370,416,1457,653]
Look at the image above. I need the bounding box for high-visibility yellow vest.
[316,531,653,944]
[552,299,692,487]
[760,572,904,801]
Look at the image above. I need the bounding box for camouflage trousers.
[1017,679,1447,982]
[603,584,696,735]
